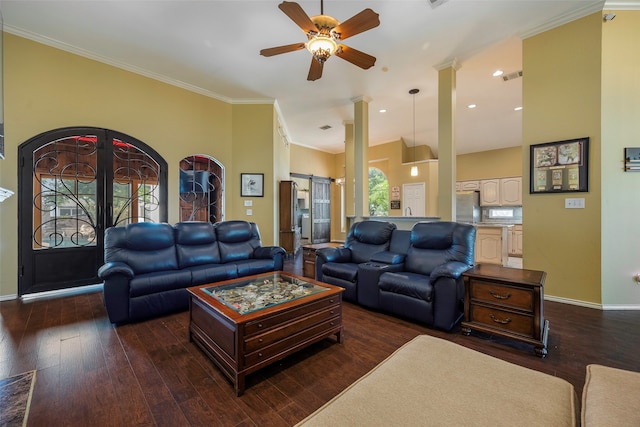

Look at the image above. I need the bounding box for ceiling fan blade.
[260,43,306,57]
[279,1,318,34]
[335,45,376,69]
[332,9,380,40]
[307,57,324,81]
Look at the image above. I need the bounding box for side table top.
[464,263,546,287]
[302,242,342,250]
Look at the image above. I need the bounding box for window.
[369,167,389,216]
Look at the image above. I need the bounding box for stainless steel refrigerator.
[456,191,480,223]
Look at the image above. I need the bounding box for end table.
[461,264,549,357]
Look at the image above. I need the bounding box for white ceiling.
[2,0,609,155]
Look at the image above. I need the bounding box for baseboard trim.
[20,283,104,302]
[545,294,640,310]
[545,294,602,310]
[0,294,18,302]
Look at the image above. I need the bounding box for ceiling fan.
[260,1,380,81]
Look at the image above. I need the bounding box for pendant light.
[409,88,419,177]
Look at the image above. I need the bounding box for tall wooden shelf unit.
[279,180,300,256]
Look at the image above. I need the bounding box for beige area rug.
[0,370,37,427]
[297,335,576,427]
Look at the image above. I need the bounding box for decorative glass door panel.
[19,127,167,296]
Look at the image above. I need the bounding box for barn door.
[311,177,331,243]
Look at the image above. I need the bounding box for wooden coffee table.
[187,271,344,396]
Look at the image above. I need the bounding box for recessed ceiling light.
[493,70,504,77]
[468,104,477,109]
[514,106,523,111]
[379,109,387,113]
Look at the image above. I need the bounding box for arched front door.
[18,127,167,296]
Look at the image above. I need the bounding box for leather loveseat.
[316,220,476,331]
[97,220,285,324]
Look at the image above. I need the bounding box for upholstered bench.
[582,364,640,426]
[297,335,577,426]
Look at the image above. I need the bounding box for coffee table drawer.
[470,281,533,311]
[470,305,534,337]
[244,305,341,352]
[244,296,341,336]
[243,316,342,367]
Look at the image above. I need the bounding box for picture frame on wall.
[530,137,589,194]
[241,173,264,197]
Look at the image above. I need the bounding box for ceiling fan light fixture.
[306,35,338,63]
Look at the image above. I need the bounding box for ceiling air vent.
[428,0,449,8]
[502,71,523,82]
[319,125,332,130]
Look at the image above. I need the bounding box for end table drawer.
[470,305,534,337]
[470,281,533,311]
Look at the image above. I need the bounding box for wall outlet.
[246,209,253,216]
[565,198,585,209]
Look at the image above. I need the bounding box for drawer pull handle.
[258,338,263,343]
[489,290,511,300]
[489,314,512,324]
[258,323,263,328]
[330,299,334,303]
[258,352,263,357]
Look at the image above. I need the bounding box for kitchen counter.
[348,216,440,230]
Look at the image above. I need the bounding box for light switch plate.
[565,198,585,209]
[244,200,252,207]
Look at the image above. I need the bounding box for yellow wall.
[0,34,278,297]
[290,144,336,177]
[457,146,523,181]
[522,13,602,303]
[600,11,640,306]
[230,104,280,244]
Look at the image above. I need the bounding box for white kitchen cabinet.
[500,177,522,206]
[507,224,523,256]
[475,225,508,266]
[479,179,500,206]
[460,180,481,191]
[479,177,522,206]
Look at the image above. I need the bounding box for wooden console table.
[461,264,549,357]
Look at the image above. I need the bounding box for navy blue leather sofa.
[316,220,476,331]
[98,220,285,324]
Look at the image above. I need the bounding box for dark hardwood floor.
[2,253,640,426]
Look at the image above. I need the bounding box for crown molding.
[519,2,607,39]
[604,0,640,10]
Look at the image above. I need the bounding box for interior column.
[344,120,355,218]
[437,62,458,221]
[352,96,370,218]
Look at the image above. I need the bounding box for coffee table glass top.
[202,273,328,314]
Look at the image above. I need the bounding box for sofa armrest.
[98,261,135,279]
[370,251,406,265]
[430,261,471,284]
[316,246,350,263]
[254,246,286,259]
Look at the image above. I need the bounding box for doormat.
[0,370,36,427]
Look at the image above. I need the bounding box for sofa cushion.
[346,221,397,264]
[174,221,221,267]
[185,264,238,286]
[378,271,433,302]
[405,222,476,276]
[322,262,359,283]
[217,220,261,263]
[129,269,192,297]
[236,259,280,277]
[104,222,178,274]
